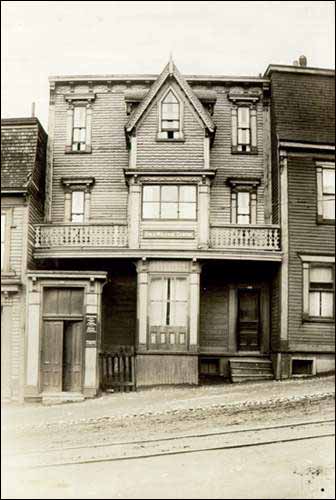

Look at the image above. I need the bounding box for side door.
[42,321,63,392]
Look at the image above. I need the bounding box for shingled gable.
[125,59,216,135]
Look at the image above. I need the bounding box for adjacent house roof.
[268,67,335,145]
[125,59,216,134]
[1,117,46,192]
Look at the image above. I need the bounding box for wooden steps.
[229,357,274,383]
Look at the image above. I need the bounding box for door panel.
[42,321,63,392]
[238,290,260,351]
[63,321,83,392]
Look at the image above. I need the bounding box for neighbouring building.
[265,59,335,378]
[1,117,47,402]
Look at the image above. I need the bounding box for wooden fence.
[99,349,136,392]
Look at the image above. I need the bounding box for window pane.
[161,186,178,201]
[73,129,80,143]
[310,267,333,284]
[150,301,163,326]
[173,278,188,301]
[1,214,5,270]
[80,128,86,142]
[161,120,179,131]
[162,103,179,120]
[322,169,335,194]
[309,291,320,316]
[172,302,188,326]
[72,191,84,213]
[322,196,335,219]
[143,186,160,202]
[238,107,250,127]
[237,214,250,224]
[237,192,250,214]
[238,128,250,145]
[179,186,196,202]
[143,203,159,219]
[161,203,178,219]
[150,278,163,301]
[321,292,334,317]
[164,91,178,103]
[74,107,86,127]
[179,203,196,219]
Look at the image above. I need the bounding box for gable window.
[72,106,87,152]
[316,163,335,223]
[237,107,251,152]
[157,89,184,140]
[71,191,85,222]
[142,185,196,220]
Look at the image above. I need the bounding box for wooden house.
[1,117,47,402]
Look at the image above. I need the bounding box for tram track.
[6,418,335,470]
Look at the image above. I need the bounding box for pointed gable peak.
[125,59,215,134]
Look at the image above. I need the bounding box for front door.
[62,321,83,392]
[237,289,260,351]
[42,321,63,392]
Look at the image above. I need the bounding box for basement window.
[291,358,315,376]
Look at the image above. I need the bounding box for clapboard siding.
[136,81,204,169]
[209,95,266,225]
[287,155,335,347]
[51,91,129,223]
[136,354,198,386]
[49,80,269,227]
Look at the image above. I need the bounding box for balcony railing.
[210,224,280,251]
[35,224,128,248]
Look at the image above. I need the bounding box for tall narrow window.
[149,277,188,327]
[71,191,85,223]
[1,214,6,270]
[309,266,334,318]
[72,106,87,152]
[161,90,180,139]
[322,168,335,220]
[236,191,251,224]
[237,107,251,152]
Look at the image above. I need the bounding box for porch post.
[136,259,149,349]
[189,260,202,351]
[128,177,141,249]
[198,178,210,249]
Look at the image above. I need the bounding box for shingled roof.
[1,118,46,192]
[125,59,216,134]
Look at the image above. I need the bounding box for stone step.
[231,367,273,375]
[231,374,274,383]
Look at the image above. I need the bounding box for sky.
[1,0,335,129]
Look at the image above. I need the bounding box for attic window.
[158,89,184,141]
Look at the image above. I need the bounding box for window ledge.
[231,149,258,155]
[65,146,92,154]
[317,218,335,225]
[156,137,185,143]
[303,317,335,324]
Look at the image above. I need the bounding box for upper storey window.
[142,185,196,220]
[161,91,180,137]
[316,163,335,223]
[237,107,251,153]
[1,213,6,270]
[71,191,85,222]
[157,89,184,141]
[72,106,87,152]
[64,92,95,154]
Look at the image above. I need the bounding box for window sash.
[142,185,197,220]
[149,277,188,327]
[71,191,85,223]
[236,191,251,224]
[72,107,87,150]
[308,265,335,318]
[161,91,180,132]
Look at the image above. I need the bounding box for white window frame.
[64,93,95,153]
[228,179,260,224]
[316,162,335,223]
[300,255,335,322]
[142,184,197,221]
[61,177,95,223]
[157,87,184,141]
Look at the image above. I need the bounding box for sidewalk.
[2,375,334,432]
